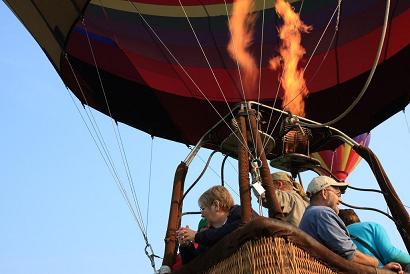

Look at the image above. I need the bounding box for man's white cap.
[306,176,349,197]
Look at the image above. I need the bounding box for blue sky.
[1,2,409,274]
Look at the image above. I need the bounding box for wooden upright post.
[354,145,410,253]
[248,109,284,219]
[162,162,188,268]
[237,114,252,224]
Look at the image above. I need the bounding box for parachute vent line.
[221,154,229,186]
[273,1,341,116]
[301,0,391,129]
[195,152,240,198]
[303,0,341,75]
[347,185,383,194]
[259,0,341,158]
[250,101,359,147]
[340,201,394,222]
[182,151,217,201]
[126,0,253,158]
[298,0,305,15]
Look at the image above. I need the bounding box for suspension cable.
[177,0,254,158]
[221,154,229,186]
[256,0,267,119]
[259,1,343,158]
[403,109,410,137]
[260,2,341,157]
[195,151,240,198]
[301,0,391,128]
[81,19,147,231]
[183,151,217,201]
[222,0,258,158]
[65,55,123,187]
[145,136,154,235]
[347,185,383,194]
[126,0,253,158]
[341,201,394,221]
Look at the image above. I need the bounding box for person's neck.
[212,213,229,228]
[310,200,327,207]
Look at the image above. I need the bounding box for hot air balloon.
[311,133,371,181]
[3,0,410,273]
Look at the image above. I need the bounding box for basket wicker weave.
[173,217,383,274]
[205,237,337,274]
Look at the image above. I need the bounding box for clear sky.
[0,2,409,274]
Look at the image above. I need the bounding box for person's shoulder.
[361,221,385,232]
[229,205,242,217]
[307,206,340,221]
[306,205,332,214]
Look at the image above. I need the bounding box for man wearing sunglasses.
[299,176,403,273]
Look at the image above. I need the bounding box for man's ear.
[321,189,327,200]
[273,181,283,189]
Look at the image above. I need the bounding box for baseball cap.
[306,176,348,197]
[271,171,292,182]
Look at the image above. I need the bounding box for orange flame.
[227,0,258,97]
[270,0,311,117]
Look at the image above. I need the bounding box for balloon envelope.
[4,1,410,148]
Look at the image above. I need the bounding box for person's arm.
[195,206,243,246]
[195,218,242,246]
[274,190,293,213]
[373,223,410,265]
[179,242,198,264]
[351,250,378,267]
[316,209,357,260]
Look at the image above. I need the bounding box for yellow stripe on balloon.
[341,144,351,171]
[311,152,329,170]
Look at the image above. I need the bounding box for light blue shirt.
[299,206,356,260]
[348,222,410,267]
